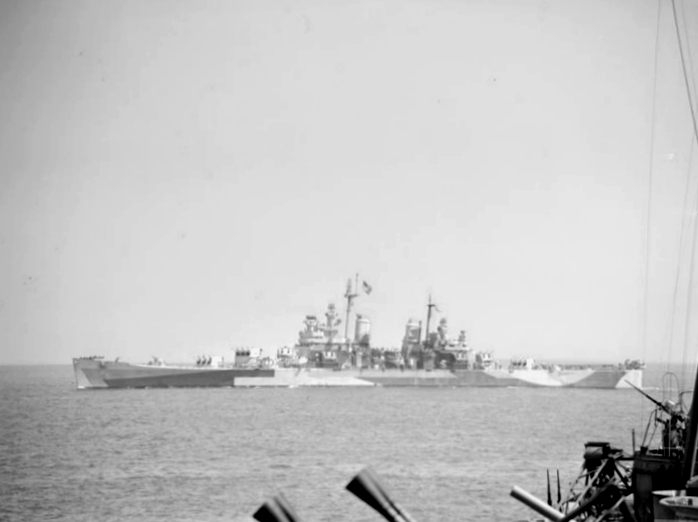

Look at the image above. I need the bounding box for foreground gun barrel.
[510,486,565,522]
[347,468,416,522]
[253,494,302,522]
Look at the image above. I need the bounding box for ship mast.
[424,294,437,347]
[344,274,359,347]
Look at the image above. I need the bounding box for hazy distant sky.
[1,0,697,365]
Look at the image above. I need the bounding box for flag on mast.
[362,281,373,295]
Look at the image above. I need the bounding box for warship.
[74,276,644,389]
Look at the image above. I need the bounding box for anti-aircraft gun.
[628,377,690,522]
[509,373,695,522]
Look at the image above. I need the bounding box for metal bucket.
[653,490,682,521]
[660,496,698,520]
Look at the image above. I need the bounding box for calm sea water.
[0,363,694,522]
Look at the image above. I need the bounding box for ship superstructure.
[400,296,496,371]
[238,281,643,388]
[294,276,373,369]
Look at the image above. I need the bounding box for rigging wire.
[680,0,698,391]
[672,0,698,148]
[672,0,698,388]
[645,1,661,366]
[682,141,696,387]
[641,0,662,425]
[663,138,695,377]
[663,0,698,379]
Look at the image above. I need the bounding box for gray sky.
[1,0,696,365]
